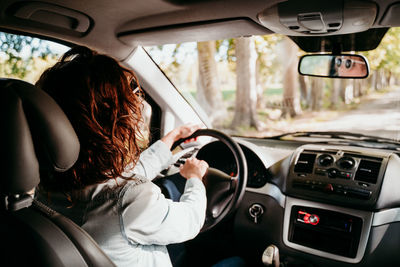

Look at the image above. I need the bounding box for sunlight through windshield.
[149,29,399,140]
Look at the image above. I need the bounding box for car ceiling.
[0,0,399,59]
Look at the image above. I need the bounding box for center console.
[286,145,389,209]
[239,142,400,266]
[282,145,389,263]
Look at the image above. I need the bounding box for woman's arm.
[132,140,173,180]
[121,158,208,245]
[120,178,206,245]
[131,124,201,180]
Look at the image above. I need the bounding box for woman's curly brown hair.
[36,46,144,192]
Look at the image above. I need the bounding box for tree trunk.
[378,69,386,89]
[298,74,308,106]
[310,77,323,110]
[360,79,368,96]
[231,36,260,129]
[373,70,379,90]
[256,58,264,109]
[340,79,347,102]
[389,71,395,86]
[280,37,302,117]
[197,41,225,124]
[331,78,341,109]
[344,82,354,104]
[353,79,361,97]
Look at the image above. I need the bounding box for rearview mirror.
[298,54,369,79]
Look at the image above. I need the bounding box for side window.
[0,32,69,83]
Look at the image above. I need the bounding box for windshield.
[146,29,400,140]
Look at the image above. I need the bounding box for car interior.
[1,0,400,266]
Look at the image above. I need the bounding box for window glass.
[0,32,69,83]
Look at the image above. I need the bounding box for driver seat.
[0,78,115,266]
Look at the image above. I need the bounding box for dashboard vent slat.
[294,153,316,173]
[354,160,381,184]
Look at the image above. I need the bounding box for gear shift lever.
[262,245,280,267]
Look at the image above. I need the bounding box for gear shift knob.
[262,245,280,267]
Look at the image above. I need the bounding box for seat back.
[0,78,115,267]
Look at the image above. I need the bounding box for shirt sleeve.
[120,178,206,246]
[132,140,174,180]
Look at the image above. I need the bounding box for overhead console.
[257,0,377,36]
[286,145,389,209]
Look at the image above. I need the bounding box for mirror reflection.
[299,54,369,78]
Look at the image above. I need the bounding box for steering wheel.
[173,129,248,232]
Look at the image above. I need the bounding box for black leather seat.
[0,78,115,266]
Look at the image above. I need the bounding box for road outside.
[313,87,400,140]
[250,87,400,140]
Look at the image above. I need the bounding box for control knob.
[337,157,355,169]
[318,154,334,166]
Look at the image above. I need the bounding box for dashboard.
[194,138,400,267]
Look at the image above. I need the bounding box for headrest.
[1,79,80,195]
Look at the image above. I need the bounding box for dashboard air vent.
[354,160,381,184]
[294,153,316,173]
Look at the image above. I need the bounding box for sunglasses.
[130,78,144,100]
[335,57,365,69]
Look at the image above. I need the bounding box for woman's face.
[336,56,367,77]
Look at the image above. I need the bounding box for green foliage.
[0,32,53,78]
[362,28,400,74]
[216,39,236,62]
[254,34,285,85]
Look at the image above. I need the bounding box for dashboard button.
[339,171,352,179]
[327,168,338,178]
[358,182,369,187]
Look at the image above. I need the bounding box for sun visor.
[117,18,272,46]
[258,0,377,36]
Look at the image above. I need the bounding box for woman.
[34,46,208,267]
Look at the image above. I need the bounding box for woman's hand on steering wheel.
[180,157,209,181]
[172,129,248,232]
[161,124,202,149]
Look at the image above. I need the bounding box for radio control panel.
[286,146,389,208]
[289,205,363,258]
